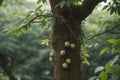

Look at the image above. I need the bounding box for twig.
[110,31,120,34]
[88,24,120,40]
[18,14,51,30]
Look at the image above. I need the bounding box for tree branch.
[80,0,106,20]
[88,24,120,40]
[110,31,120,34]
[0,53,17,80]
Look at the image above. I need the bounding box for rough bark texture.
[49,0,105,80]
[0,53,17,80]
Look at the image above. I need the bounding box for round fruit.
[64,41,70,47]
[66,58,71,64]
[60,50,66,56]
[49,57,54,62]
[70,43,76,49]
[50,52,54,57]
[62,63,68,69]
[113,4,117,8]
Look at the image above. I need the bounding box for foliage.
[0,0,3,6]
[0,0,53,80]
[81,6,120,79]
[1,0,120,80]
[89,38,120,80]
[103,0,120,15]
[6,5,53,34]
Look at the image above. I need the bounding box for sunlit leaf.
[81,51,90,57]
[82,57,90,65]
[108,55,120,66]
[105,63,112,73]
[99,47,110,55]
[95,66,104,73]
[88,76,97,80]
[108,39,120,45]
[40,39,49,46]
[99,71,108,80]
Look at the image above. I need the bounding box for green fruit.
[64,41,70,47]
[70,43,76,49]
[62,63,68,69]
[50,52,54,57]
[60,50,66,56]
[66,58,71,64]
[49,57,53,62]
[113,4,117,8]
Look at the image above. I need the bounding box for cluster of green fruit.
[49,41,76,69]
[64,41,76,49]
[61,41,76,69]
[49,52,54,62]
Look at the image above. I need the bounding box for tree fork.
[50,2,83,80]
[51,16,82,80]
[49,0,105,80]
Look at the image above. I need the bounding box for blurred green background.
[0,0,120,80]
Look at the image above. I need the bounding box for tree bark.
[49,0,105,80]
[0,54,17,80]
[51,16,82,80]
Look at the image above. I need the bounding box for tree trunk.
[50,1,83,80]
[0,54,17,80]
[51,18,82,80]
[49,0,104,80]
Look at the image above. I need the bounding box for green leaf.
[110,7,115,15]
[108,55,120,66]
[117,6,120,15]
[105,63,112,73]
[99,71,108,80]
[107,6,112,12]
[37,0,47,4]
[102,5,108,10]
[0,0,3,6]
[37,0,41,4]
[95,66,104,73]
[82,58,90,65]
[112,64,120,71]
[88,76,97,80]
[108,39,120,45]
[81,51,90,57]
[111,48,117,54]
[99,47,110,55]
[40,39,49,46]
